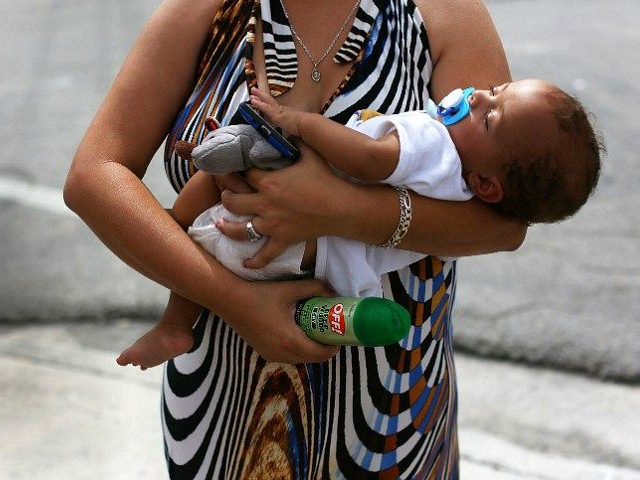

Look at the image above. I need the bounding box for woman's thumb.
[291,279,335,302]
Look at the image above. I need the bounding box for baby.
[117,79,603,369]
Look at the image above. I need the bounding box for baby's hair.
[493,87,605,224]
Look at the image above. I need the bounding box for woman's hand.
[225,278,340,364]
[216,143,357,268]
[250,87,303,137]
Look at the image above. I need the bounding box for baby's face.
[446,79,559,177]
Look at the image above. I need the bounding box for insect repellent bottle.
[294,296,411,346]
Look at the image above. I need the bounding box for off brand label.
[294,297,360,345]
[329,303,345,336]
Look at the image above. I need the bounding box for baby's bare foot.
[116,322,194,370]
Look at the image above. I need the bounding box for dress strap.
[259,0,298,95]
[333,0,382,64]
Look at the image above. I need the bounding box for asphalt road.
[0,0,639,381]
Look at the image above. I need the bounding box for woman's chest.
[250,2,359,113]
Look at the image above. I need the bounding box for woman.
[65,0,523,477]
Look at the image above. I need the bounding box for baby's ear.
[467,172,504,203]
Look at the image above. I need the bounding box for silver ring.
[246,220,263,242]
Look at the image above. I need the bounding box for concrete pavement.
[1,320,639,479]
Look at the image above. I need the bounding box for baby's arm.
[250,87,400,182]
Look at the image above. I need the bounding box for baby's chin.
[447,134,474,168]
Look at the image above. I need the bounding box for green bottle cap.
[352,297,411,346]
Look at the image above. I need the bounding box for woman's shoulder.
[411,0,491,24]
[411,0,510,100]
[157,0,226,28]
[412,0,497,59]
[186,0,226,19]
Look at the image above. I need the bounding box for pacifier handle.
[437,87,475,126]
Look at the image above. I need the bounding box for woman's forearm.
[405,194,527,256]
[64,161,247,318]
[332,182,526,257]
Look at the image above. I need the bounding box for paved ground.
[1,320,639,479]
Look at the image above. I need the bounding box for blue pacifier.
[437,87,475,126]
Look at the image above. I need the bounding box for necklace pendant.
[311,68,321,82]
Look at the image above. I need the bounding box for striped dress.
[162,0,460,478]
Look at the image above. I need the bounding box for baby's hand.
[250,87,302,137]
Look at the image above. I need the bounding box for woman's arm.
[422,0,512,104]
[63,0,338,363]
[218,0,525,268]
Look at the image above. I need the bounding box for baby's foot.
[116,322,194,370]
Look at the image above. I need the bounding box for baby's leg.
[169,169,224,230]
[116,292,202,370]
[117,171,222,369]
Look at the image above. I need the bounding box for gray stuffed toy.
[175,123,294,175]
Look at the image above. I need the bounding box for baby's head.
[446,79,604,224]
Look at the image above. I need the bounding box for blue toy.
[437,87,475,126]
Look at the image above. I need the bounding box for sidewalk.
[1,320,638,479]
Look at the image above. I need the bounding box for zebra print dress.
[162,0,460,478]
